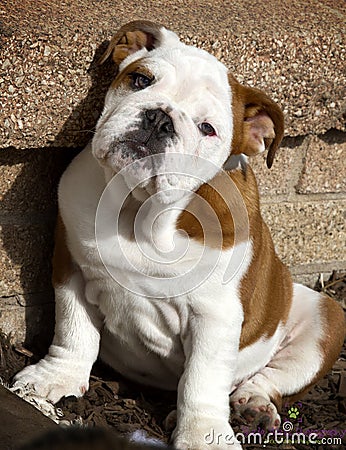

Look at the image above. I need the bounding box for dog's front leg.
[172,301,243,450]
[13,270,102,404]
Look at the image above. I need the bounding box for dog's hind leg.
[230,284,345,430]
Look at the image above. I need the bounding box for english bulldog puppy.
[14,21,345,449]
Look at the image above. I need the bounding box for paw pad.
[288,406,300,419]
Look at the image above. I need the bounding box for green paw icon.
[288,406,300,419]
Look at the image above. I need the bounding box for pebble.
[2,59,11,70]
[43,46,51,56]
[15,76,25,86]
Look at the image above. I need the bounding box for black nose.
[143,108,174,140]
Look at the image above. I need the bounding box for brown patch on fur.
[228,74,284,168]
[238,174,293,349]
[284,295,345,405]
[100,20,163,68]
[318,295,346,377]
[178,165,292,350]
[52,214,74,287]
[215,75,291,347]
[177,167,256,249]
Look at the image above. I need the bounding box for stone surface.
[0,148,75,215]
[297,130,346,194]
[0,148,75,296]
[0,223,55,295]
[0,149,71,345]
[1,0,345,149]
[0,301,54,346]
[262,200,346,267]
[292,272,324,289]
[249,138,303,197]
[0,384,57,450]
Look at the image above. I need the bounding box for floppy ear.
[99,20,177,70]
[229,74,284,168]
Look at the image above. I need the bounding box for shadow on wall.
[0,41,116,356]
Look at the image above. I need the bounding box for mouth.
[95,138,158,173]
[94,142,201,205]
[94,138,165,193]
[118,140,152,160]
[103,137,167,172]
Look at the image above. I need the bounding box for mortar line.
[261,191,346,204]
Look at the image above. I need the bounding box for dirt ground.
[1,272,345,449]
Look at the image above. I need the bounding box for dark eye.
[198,122,216,136]
[130,72,153,90]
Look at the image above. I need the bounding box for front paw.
[13,357,90,404]
[172,418,242,450]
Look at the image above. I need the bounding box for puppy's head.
[92,21,284,203]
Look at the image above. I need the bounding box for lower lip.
[124,141,151,158]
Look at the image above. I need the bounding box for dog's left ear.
[229,74,284,168]
[99,20,178,68]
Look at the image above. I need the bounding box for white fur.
[14,24,331,450]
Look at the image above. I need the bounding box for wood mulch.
[1,272,345,449]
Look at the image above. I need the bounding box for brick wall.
[251,131,346,283]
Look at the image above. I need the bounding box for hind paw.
[231,392,281,430]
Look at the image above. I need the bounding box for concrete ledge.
[1,0,345,149]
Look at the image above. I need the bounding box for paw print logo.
[288,406,300,420]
